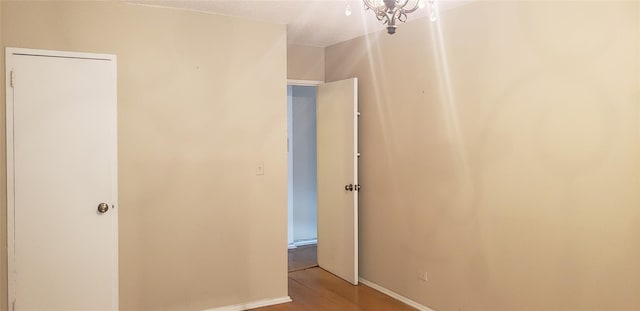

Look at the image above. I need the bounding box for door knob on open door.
[345,184,354,191]
[97,203,109,214]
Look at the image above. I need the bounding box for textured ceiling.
[127,0,472,47]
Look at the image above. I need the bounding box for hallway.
[288,244,318,272]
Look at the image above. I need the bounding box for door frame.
[287,78,359,284]
[286,79,323,249]
[5,47,119,310]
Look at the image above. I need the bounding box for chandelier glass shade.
[363,0,433,34]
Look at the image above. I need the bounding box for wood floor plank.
[288,245,318,272]
[255,268,417,311]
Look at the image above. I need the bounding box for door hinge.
[10,70,15,88]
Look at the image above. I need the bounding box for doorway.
[287,84,319,272]
[286,78,359,283]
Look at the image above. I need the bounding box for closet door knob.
[97,203,109,214]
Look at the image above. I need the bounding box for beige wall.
[287,44,324,81]
[326,1,640,310]
[1,2,287,310]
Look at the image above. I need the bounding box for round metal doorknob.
[97,203,109,214]
[345,184,354,191]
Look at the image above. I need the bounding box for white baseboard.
[203,296,292,311]
[288,239,317,249]
[287,79,324,86]
[359,278,436,311]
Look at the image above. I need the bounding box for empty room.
[1,0,639,310]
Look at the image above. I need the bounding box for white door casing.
[6,48,118,311]
[316,78,358,285]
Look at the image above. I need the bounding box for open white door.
[6,48,118,311]
[316,78,358,285]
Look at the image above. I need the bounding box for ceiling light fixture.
[363,0,436,34]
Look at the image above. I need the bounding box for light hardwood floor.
[288,244,318,272]
[255,267,418,311]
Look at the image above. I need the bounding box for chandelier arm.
[397,12,408,22]
[402,0,422,14]
[387,11,398,28]
[377,11,390,24]
[363,0,377,10]
[397,0,410,9]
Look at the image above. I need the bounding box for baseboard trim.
[359,278,436,311]
[203,296,292,311]
[288,239,317,249]
[287,79,324,86]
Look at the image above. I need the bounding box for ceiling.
[127,0,473,47]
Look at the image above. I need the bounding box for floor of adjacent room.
[262,244,417,310]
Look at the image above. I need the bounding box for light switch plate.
[256,161,265,175]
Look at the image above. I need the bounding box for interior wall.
[1,2,287,310]
[287,44,324,81]
[291,86,318,242]
[326,1,640,310]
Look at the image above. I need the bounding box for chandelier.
[362,0,435,34]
